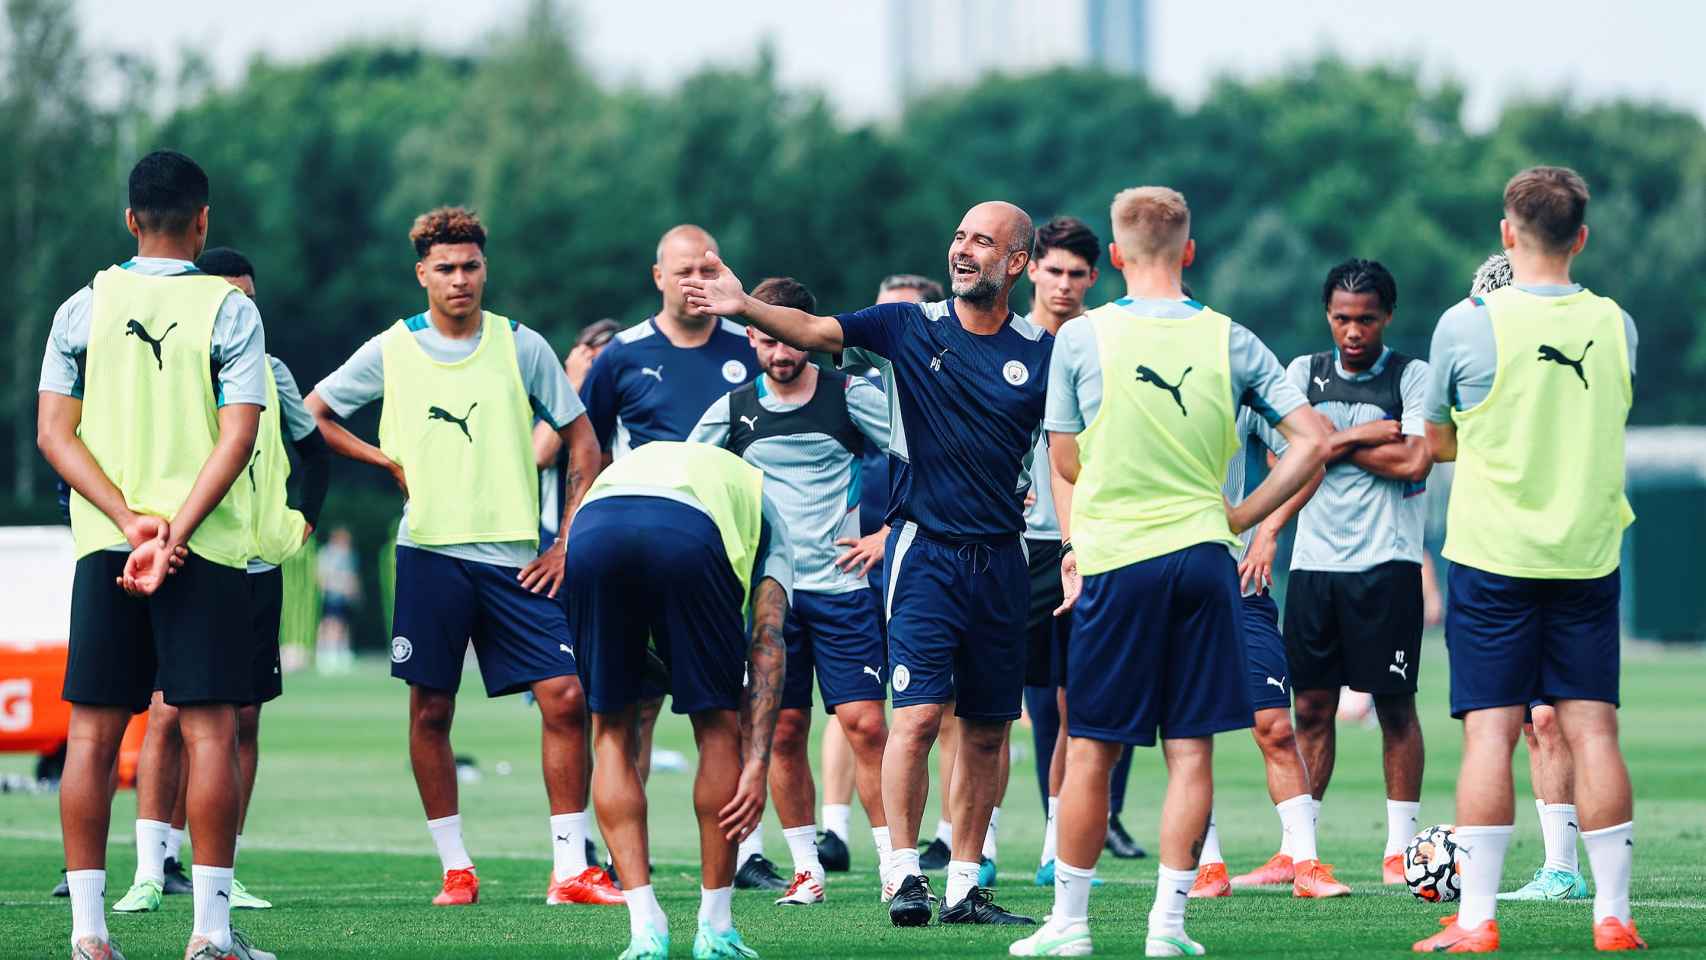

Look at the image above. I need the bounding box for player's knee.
[1254,712,1297,756]
[1529,705,1560,740]
[1373,694,1418,732]
[411,695,455,735]
[1292,692,1335,729]
[539,685,586,733]
[772,711,810,760]
[958,719,1006,756]
[235,706,261,745]
[838,706,886,750]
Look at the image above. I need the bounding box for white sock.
[783,824,823,878]
[624,883,666,938]
[1277,794,1317,862]
[822,803,852,840]
[166,827,186,862]
[934,817,953,846]
[67,869,107,944]
[1582,821,1634,924]
[1540,803,1581,874]
[1040,796,1059,866]
[426,814,474,872]
[1053,858,1095,923]
[872,826,893,882]
[736,821,765,863]
[981,807,1001,860]
[1386,799,1421,857]
[698,885,733,934]
[946,859,980,906]
[551,812,589,878]
[1454,825,1514,929]
[890,845,921,880]
[191,864,235,949]
[134,818,169,884]
[1199,815,1223,866]
[1147,865,1196,938]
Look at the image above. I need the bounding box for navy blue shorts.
[1242,590,1291,712]
[390,546,576,698]
[884,523,1028,722]
[1067,543,1252,746]
[567,497,747,716]
[1446,562,1621,719]
[782,588,888,714]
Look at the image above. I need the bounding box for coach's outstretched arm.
[721,576,788,841]
[681,251,845,353]
[1228,406,1331,535]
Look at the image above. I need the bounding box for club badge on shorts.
[892,664,911,693]
[391,636,413,663]
[1002,360,1029,386]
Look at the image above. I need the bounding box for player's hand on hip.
[518,543,567,598]
[834,530,886,578]
[1238,528,1277,594]
[680,250,747,317]
[719,760,769,841]
[1055,548,1080,616]
[387,460,409,498]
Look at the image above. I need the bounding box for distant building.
[891,0,1149,100]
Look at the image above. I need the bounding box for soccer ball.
[1404,824,1462,903]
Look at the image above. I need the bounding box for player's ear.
[415,260,428,289]
[1180,238,1196,270]
[1572,224,1589,257]
[124,208,141,239]
[1108,242,1125,271]
[1499,218,1517,252]
[652,262,665,293]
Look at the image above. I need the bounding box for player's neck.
[1030,304,1072,335]
[1506,247,1574,287]
[134,233,199,263]
[1339,342,1383,374]
[654,309,717,348]
[426,303,482,339]
[764,362,817,404]
[953,291,1012,334]
[1118,265,1185,302]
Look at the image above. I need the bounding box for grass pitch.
[3,636,1704,958]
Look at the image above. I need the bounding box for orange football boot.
[1413,919,1500,953]
[1292,859,1351,898]
[432,867,479,906]
[1188,862,1231,898]
[1593,917,1648,951]
[547,866,625,905]
[1384,853,1407,885]
[1230,852,1294,887]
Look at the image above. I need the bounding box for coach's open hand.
[679,251,748,317]
[518,539,567,598]
[834,529,886,578]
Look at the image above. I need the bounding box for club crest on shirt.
[722,359,748,383]
[1002,360,1029,386]
[391,637,413,663]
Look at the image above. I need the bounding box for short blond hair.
[1110,186,1190,260]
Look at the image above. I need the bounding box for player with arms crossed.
[689,277,894,905]
[1009,186,1328,958]
[306,207,611,909]
[1257,259,1434,885]
[115,246,331,917]
[38,150,276,960]
[1414,167,1643,953]
[565,441,793,960]
[684,201,1051,928]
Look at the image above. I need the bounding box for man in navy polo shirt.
[683,201,1048,928]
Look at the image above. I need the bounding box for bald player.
[685,201,1050,928]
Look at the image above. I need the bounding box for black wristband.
[1060,539,1074,555]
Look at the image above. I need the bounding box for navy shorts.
[568,497,747,716]
[782,588,888,714]
[1242,590,1291,712]
[390,546,576,698]
[884,522,1028,723]
[1446,562,1621,719]
[1067,543,1252,746]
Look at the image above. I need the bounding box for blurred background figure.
[536,319,623,547]
[315,528,361,675]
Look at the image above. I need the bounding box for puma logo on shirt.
[739,415,758,431]
[1135,364,1192,416]
[1537,341,1593,389]
[125,319,178,370]
[1313,376,1331,391]
[427,402,478,442]
[640,365,664,381]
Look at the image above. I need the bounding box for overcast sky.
[78,0,1706,128]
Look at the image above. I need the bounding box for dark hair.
[128,150,210,235]
[577,318,621,348]
[1033,215,1101,268]
[410,206,487,257]
[877,274,945,301]
[752,276,816,313]
[1504,166,1589,254]
[1322,258,1397,313]
[195,246,255,280]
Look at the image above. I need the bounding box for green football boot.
[1497,866,1590,900]
[111,878,162,913]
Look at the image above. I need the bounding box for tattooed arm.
[719,575,788,840]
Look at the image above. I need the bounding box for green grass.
[3,637,1704,958]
